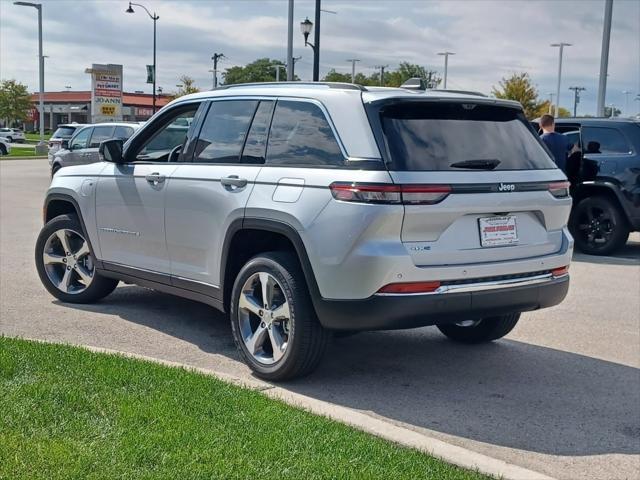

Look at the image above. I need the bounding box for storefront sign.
[135,107,154,118]
[85,64,123,123]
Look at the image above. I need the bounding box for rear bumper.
[315,274,569,331]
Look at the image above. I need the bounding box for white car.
[0,128,25,143]
[0,137,12,156]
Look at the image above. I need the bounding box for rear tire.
[570,195,629,255]
[35,214,118,304]
[437,313,520,344]
[230,252,329,381]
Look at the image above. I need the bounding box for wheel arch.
[573,181,631,226]
[220,218,321,314]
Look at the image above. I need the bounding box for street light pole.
[14,1,45,151]
[437,51,455,89]
[346,59,360,83]
[313,0,321,81]
[287,0,294,81]
[622,90,632,117]
[126,2,159,113]
[548,93,555,114]
[551,42,572,117]
[597,0,613,117]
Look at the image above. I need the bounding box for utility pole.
[289,56,301,79]
[597,0,613,117]
[437,51,455,89]
[568,86,586,117]
[374,65,388,86]
[211,53,225,88]
[346,59,360,83]
[287,0,294,81]
[551,42,571,117]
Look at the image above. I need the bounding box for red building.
[27,91,171,130]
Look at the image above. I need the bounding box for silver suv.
[50,122,141,176]
[35,83,573,380]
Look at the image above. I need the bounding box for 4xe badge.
[498,183,516,192]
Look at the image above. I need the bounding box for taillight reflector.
[548,181,570,198]
[551,266,569,277]
[377,281,441,294]
[330,183,451,205]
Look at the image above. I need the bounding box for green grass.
[1,146,41,158]
[0,337,489,480]
[25,132,51,142]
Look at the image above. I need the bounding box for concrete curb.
[0,156,47,161]
[18,337,556,480]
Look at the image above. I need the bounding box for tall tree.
[223,58,294,85]
[0,79,31,125]
[172,75,199,99]
[492,72,544,119]
[386,62,441,88]
[535,101,571,118]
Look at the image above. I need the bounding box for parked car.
[0,127,25,143]
[50,122,141,175]
[0,136,11,156]
[35,82,573,380]
[533,117,640,255]
[48,123,88,162]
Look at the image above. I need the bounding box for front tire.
[437,313,520,344]
[230,252,329,381]
[0,145,6,156]
[570,195,629,255]
[35,214,118,304]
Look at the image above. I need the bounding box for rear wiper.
[449,159,501,170]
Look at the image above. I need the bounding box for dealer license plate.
[478,215,518,247]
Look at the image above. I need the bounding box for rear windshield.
[51,126,77,138]
[380,102,556,171]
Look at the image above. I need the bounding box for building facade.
[27,91,171,131]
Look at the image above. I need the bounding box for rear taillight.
[330,183,451,205]
[548,181,570,198]
[377,281,441,294]
[551,266,569,278]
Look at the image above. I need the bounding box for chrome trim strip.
[376,272,565,297]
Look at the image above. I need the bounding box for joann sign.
[85,64,123,123]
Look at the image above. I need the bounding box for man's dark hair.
[540,114,555,128]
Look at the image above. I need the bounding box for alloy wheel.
[577,204,615,249]
[238,272,291,365]
[42,228,94,294]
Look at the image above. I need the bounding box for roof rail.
[429,89,487,97]
[214,81,368,92]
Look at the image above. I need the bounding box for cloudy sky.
[1,0,639,116]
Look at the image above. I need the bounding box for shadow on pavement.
[572,240,640,266]
[60,285,640,458]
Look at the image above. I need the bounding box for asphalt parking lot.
[1,159,639,480]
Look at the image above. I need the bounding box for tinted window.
[89,126,114,148]
[70,127,92,150]
[114,126,134,140]
[138,108,197,160]
[193,100,257,163]
[381,102,556,171]
[241,101,275,164]
[266,101,344,166]
[52,126,77,138]
[582,127,632,154]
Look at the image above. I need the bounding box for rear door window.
[582,126,632,154]
[266,100,344,166]
[193,100,258,164]
[89,126,115,148]
[241,100,275,164]
[114,126,135,140]
[380,102,556,171]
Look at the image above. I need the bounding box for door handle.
[221,175,248,188]
[145,172,166,186]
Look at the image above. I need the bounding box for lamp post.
[300,17,318,81]
[14,1,45,152]
[126,2,159,113]
[437,51,455,89]
[551,42,571,117]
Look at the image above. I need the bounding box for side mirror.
[99,138,124,163]
[61,139,69,150]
